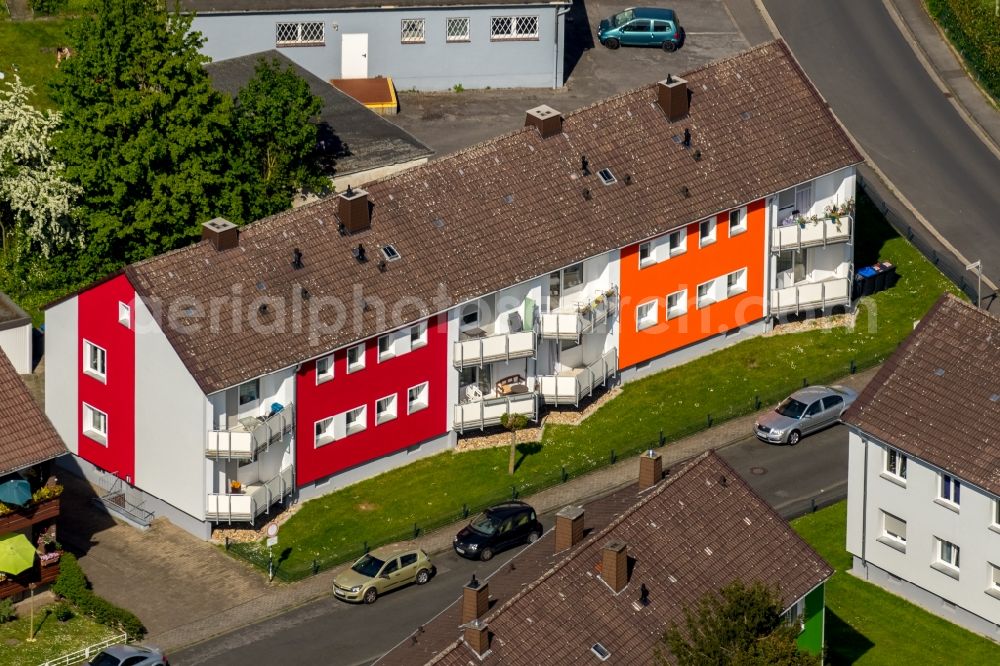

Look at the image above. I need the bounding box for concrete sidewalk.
[106,366,877,653]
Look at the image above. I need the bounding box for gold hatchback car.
[333,545,434,604]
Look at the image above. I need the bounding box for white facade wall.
[44,298,79,455]
[133,298,211,521]
[0,322,32,374]
[846,430,1000,630]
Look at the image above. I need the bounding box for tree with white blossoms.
[0,75,81,258]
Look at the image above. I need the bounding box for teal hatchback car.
[598,7,685,51]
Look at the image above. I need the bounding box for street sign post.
[266,522,279,581]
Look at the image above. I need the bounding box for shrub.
[52,552,89,601]
[53,601,74,622]
[53,553,146,638]
[28,0,69,15]
[0,598,15,624]
[925,0,1000,102]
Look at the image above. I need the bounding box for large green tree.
[229,58,326,221]
[50,0,238,274]
[656,581,819,666]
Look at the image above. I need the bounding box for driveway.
[392,0,752,154]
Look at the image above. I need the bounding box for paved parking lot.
[393,0,755,154]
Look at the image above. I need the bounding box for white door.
[342,33,368,79]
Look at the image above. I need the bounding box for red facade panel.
[294,314,449,486]
[77,274,136,483]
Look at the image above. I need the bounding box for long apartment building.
[44,41,862,538]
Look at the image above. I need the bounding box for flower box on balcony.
[0,497,60,533]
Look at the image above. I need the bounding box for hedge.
[53,553,146,639]
[925,0,1000,102]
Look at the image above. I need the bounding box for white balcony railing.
[453,392,538,434]
[773,216,852,251]
[539,287,618,340]
[206,465,294,523]
[771,278,851,315]
[206,403,295,460]
[453,331,536,369]
[538,347,617,406]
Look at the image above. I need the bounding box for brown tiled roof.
[379,452,831,666]
[126,40,862,394]
[0,292,30,332]
[843,294,1000,494]
[0,353,67,475]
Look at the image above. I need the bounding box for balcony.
[773,215,852,251]
[453,331,536,369]
[206,403,295,460]
[771,277,851,315]
[453,391,538,434]
[206,466,294,523]
[538,348,617,406]
[0,497,59,533]
[0,560,60,599]
[539,287,618,341]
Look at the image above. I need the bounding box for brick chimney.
[601,540,628,593]
[524,104,563,139]
[338,186,371,234]
[202,218,239,251]
[657,74,689,122]
[462,574,489,624]
[464,619,490,656]
[639,450,663,491]
[555,505,585,553]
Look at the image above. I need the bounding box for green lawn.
[793,502,1000,664]
[0,603,119,666]
[230,192,963,580]
[1,16,77,108]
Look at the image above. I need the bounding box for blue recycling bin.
[856,265,878,297]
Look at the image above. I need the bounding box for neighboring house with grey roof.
[43,42,862,539]
[0,292,32,375]
[379,451,831,665]
[204,50,432,190]
[183,0,571,91]
[843,293,1000,640]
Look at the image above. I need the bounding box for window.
[491,15,539,40]
[83,340,106,380]
[238,379,259,406]
[400,552,418,567]
[560,338,580,353]
[784,597,806,632]
[881,511,907,545]
[666,290,687,319]
[726,269,747,297]
[275,22,325,46]
[410,321,428,349]
[937,538,960,570]
[652,20,670,33]
[994,500,1000,528]
[401,18,426,43]
[795,181,814,215]
[668,229,686,256]
[345,406,366,435]
[314,417,334,446]
[408,382,429,414]
[347,344,365,373]
[382,558,399,575]
[805,401,822,417]
[563,263,584,291]
[729,207,748,236]
[446,17,470,42]
[885,448,908,480]
[376,394,398,424]
[118,302,131,328]
[639,242,653,267]
[940,474,961,506]
[378,334,395,361]
[636,301,657,331]
[316,355,334,384]
[82,403,108,444]
[822,395,845,411]
[697,281,718,308]
[699,219,716,247]
[622,20,651,32]
[991,563,1000,591]
[461,303,480,328]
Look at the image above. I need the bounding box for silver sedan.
[754,385,857,445]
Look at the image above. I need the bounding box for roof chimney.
[555,505,585,553]
[202,218,239,252]
[601,539,628,593]
[657,74,689,122]
[463,619,490,657]
[639,450,663,491]
[462,574,490,624]
[338,186,371,234]
[524,104,562,139]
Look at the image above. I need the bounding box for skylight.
[381,244,401,261]
[591,643,611,661]
[598,169,616,186]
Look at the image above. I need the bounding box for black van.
[453,501,543,561]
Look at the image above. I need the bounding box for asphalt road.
[171,424,848,666]
[763,0,1000,288]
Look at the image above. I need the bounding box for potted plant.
[229,480,242,494]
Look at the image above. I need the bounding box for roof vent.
[682,127,691,148]
[524,104,563,139]
[381,244,401,261]
[656,74,689,122]
[681,186,690,198]
[624,174,633,185]
[739,110,752,121]
[591,643,611,661]
[431,217,445,229]
[202,218,239,252]
[301,287,310,300]
[934,368,945,377]
[292,248,304,270]
[583,188,592,201]
[597,168,616,186]
[693,149,702,162]
[353,243,367,263]
[338,186,371,234]
[581,155,591,176]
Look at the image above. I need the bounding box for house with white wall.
[843,294,1000,640]
[0,292,32,375]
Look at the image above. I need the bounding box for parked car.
[597,8,685,51]
[333,545,433,604]
[453,501,543,561]
[754,385,858,445]
[87,645,168,666]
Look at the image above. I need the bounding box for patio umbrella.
[0,533,36,575]
[0,478,31,506]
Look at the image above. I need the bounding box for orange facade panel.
[618,199,767,369]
